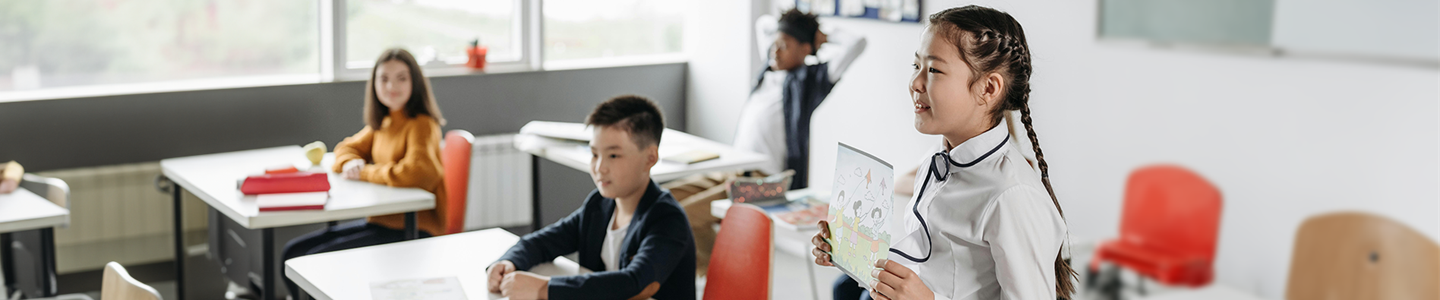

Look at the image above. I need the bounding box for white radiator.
[37,162,209,273]
[464,133,534,231]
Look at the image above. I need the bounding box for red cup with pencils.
[466,38,488,70]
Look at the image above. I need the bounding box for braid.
[932,6,1076,298]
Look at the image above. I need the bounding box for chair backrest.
[20,174,69,210]
[704,203,773,300]
[1286,212,1440,300]
[1119,165,1222,260]
[101,262,162,300]
[441,130,474,235]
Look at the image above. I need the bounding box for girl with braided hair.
[810,5,1075,300]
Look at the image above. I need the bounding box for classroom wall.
[683,0,1440,298]
[0,63,689,171]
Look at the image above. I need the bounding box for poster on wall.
[797,0,921,23]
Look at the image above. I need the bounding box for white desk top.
[515,121,768,182]
[0,188,69,233]
[285,228,589,300]
[160,146,435,229]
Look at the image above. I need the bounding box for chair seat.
[1091,239,1213,287]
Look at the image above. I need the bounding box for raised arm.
[817,24,867,83]
[755,14,779,62]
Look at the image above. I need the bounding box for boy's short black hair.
[585,95,665,149]
[778,8,821,55]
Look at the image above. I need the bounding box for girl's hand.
[810,220,835,267]
[870,259,935,300]
[341,159,365,180]
[499,271,550,300]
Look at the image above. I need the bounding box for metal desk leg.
[262,228,276,300]
[806,252,819,300]
[39,228,55,297]
[404,212,418,240]
[167,177,187,300]
[531,155,542,232]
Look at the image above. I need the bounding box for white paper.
[370,276,468,300]
[255,192,328,210]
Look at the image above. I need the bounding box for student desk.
[0,187,70,297]
[1136,285,1270,300]
[711,189,909,300]
[285,228,589,300]
[515,121,767,230]
[161,146,436,300]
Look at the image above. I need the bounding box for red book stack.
[240,171,331,212]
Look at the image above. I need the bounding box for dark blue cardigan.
[495,180,696,300]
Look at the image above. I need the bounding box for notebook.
[256,192,328,212]
[825,142,895,290]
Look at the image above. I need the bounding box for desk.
[0,188,70,297]
[285,228,589,300]
[711,189,910,300]
[516,121,767,229]
[161,146,436,300]
[1135,285,1270,300]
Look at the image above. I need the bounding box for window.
[0,0,318,92]
[543,0,685,62]
[344,0,519,69]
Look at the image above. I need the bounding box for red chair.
[441,130,474,235]
[704,203,773,300]
[1089,165,1222,287]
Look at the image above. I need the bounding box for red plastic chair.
[441,130,474,235]
[704,203,773,300]
[1089,165,1223,287]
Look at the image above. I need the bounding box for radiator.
[464,133,534,230]
[36,162,209,274]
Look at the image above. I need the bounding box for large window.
[345,0,519,69]
[0,0,318,92]
[543,0,684,62]
[0,0,692,100]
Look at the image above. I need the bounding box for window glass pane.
[543,0,686,61]
[0,0,318,92]
[346,0,516,68]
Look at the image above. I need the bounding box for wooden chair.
[1286,212,1439,300]
[101,262,162,300]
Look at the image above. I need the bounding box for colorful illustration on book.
[826,143,894,288]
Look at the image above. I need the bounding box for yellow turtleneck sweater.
[333,110,448,236]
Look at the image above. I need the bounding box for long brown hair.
[928,5,1077,298]
[363,48,446,129]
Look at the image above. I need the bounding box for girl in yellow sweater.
[283,48,448,299]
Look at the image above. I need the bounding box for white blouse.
[889,123,1068,300]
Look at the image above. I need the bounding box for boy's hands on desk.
[486,260,516,293]
[500,271,549,300]
[341,159,365,180]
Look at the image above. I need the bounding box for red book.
[240,172,330,195]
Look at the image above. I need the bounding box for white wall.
[686,0,1440,299]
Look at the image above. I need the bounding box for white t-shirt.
[732,70,789,175]
[600,210,630,271]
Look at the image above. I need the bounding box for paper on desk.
[519,121,591,142]
[370,276,467,300]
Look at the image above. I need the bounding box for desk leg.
[805,254,818,300]
[404,212,418,240]
[1,232,11,295]
[530,155,542,232]
[262,228,276,300]
[39,228,55,297]
[170,180,186,300]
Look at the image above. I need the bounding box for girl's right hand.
[341,159,365,180]
[811,220,835,267]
